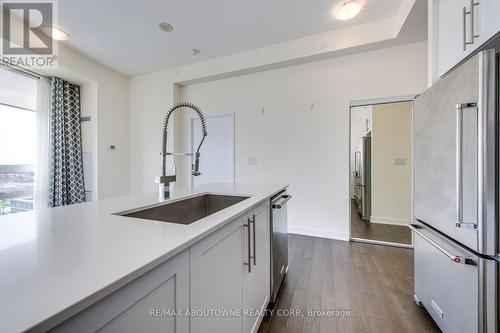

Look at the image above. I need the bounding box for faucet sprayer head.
[192,149,202,176]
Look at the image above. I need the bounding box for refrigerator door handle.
[353,151,359,177]
[455,102,478,230]
[409,224,476,265]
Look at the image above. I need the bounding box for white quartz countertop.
[0,183,287,333]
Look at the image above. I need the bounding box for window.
[0,68,37,215]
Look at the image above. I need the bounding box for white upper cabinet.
[437,0,500,77]
[438,0,475,76]
[476,0,500,45]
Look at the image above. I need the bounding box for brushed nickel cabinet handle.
[463,5,473,50]
[470,0,480,41]
[251,214,256,266]
[463,1,480,51]
[244,221,252,273]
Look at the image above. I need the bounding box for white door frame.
[189,112,235,187]
[348,95,417,249]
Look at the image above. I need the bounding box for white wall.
[52,46,130,200]
[128,73,179,194]
[145,41,427,241]
[79,82,98,200]
[371,102,413,225]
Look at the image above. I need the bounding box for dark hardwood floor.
[350,200,412,245]
[258,234,440,333]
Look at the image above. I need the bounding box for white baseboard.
[288,226,349,241]
[370,216,410,226]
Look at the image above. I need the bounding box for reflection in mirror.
[350,101,412,246]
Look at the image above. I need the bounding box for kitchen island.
[0,183,287,333]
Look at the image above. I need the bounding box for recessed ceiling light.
[335,1,362,21]
[159,22,174,32]
[41,25,70,41]
[190,48,200,55]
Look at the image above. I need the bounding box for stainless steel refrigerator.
[353,134,371,221]
[412,49,498,333]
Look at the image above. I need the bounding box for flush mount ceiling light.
[41,25,70,40]
[335,1,363,21]
[159,22,174,32]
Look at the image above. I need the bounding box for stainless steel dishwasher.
[270,190,291,304]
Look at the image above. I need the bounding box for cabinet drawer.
[51,250,190,333]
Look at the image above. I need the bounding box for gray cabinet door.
[51,250,190,333]
[242,203,270,333]
[190,216,244,333]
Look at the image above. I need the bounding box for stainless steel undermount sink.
[118,194,250,225]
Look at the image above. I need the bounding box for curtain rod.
[1,59,53,80]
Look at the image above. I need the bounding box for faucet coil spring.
[161,102,208,177]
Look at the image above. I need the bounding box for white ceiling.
[58,0,411,76]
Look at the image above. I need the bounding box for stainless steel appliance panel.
[413,50,498,255]
[476,50,498,257]
[270,191,290,303]
[411,221,498,333]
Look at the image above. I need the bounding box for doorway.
[349,98,413,247]
[190,113,235,186]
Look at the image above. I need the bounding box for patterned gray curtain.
[48,77,86,207]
